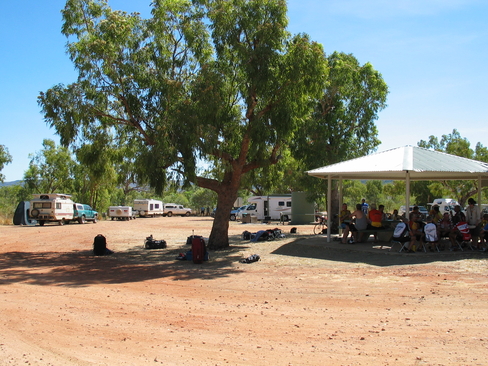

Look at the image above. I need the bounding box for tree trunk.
[198,169,243,250]
[207,185,239,250]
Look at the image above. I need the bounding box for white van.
[29,193,75,226]
[428,198,461,216]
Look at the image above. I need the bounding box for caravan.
[133,199,164,217]
[29,193,75,226]
[237,195,292,221]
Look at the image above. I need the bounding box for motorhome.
[237,195,292,221]
[133,199,164,217]
[29,193,75,226]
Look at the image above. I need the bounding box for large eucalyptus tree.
[39,0,327,249]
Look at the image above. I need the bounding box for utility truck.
[29,193,75,226]
[162,203,192,217]
[133,199,164,217]
[236,195,292,221]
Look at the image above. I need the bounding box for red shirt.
[369,209,383,227]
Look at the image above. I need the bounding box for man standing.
[466,198,481,245]
[361,198,369,215]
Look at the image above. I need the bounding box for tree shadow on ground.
[0,242,253,287]
[272,237,488,267]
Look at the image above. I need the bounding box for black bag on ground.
[144,235,167,249]
[93,234,107,256]
[242,231,251,240]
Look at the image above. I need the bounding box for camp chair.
[389,238,409,252]
[452,222,471,251]
[424,223,440,252]
[389,222,410,252]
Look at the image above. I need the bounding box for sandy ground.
[1,216,488,366]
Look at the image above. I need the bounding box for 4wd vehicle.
[73,203,98,224]
[163,203,192,217]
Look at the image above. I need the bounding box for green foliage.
[291,51,388,204]
[365,180,383,206]
[341,180,366,208]
[0,145,13,183]
[0,185,27,224]
[418,129,488,206]
[23,139,76,194]
[190,187,217,211]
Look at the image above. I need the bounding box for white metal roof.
[307,145,488,182]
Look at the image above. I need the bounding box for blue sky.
[1,0,487,181]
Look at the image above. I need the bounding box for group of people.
[340,199,387,244]
[338,198,488,253]
[393,198,487,253]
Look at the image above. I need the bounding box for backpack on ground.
[93,234,107,256]
[242,231,251,240]
[144,235,167,249]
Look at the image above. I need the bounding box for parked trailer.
[133,199,164,217]
[237,195,292,221]
[29,193,75,226]
[108,206,137,221]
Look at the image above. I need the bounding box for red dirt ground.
[1,217,487,365]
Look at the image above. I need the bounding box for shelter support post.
[327,175,332,242]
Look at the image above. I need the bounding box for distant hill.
[0,180,23,187]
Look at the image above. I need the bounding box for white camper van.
[428,198,461,216]
[237,195,292,221]
[29,193,75,226]
[133,199,164,217]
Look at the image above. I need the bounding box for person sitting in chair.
[342,204,368,244]
[407,213,424,252]
[424,216,439,252]
[367,203,385,243]
[392,217,411,250]
[439,212,453,238]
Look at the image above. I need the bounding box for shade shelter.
[307,145,488,242]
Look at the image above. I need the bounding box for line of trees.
[1,129,487,225]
